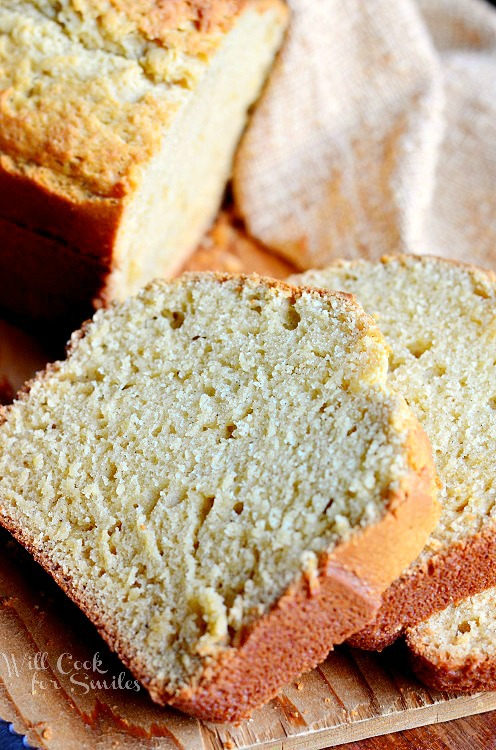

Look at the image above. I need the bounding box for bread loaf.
[0,273,438,721]
[0,0,287,327]
[292,255,496,651]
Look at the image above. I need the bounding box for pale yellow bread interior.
[408,588,496,665]
[0,273,429,695]
[292,256,496,560]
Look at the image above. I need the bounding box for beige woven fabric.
[234,0,496,270]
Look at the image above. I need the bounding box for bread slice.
[291,255,496,651]
[407,588,496,692]
[0,0,287,327]
[0,273,438,722]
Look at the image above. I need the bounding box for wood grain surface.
[335,712,496,750]
[0,216,495,749]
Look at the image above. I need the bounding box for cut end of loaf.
[0,0,288,323]
[0,272,437,720]
[112,1,289,295]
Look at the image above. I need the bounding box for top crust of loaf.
[292,254,496,651]
[0,273,439,721]
[0,0,286,199]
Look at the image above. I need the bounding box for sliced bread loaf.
[0,0,287,326]
[407,588,496,692]
[291,255,496,651]
[0,273,438,722]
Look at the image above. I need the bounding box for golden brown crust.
[0,0,285,199]
[331,420,441,593]
[0,216,113,329]
[385,251,496,283]
[165,559,380,722]
[0,1,251,197]
[0,0,288,324]
[112,0,248,38]
[328,252,496,289]
[349,527,496,651]
[0,273,439,722]
[0,155,125,260]
[184,270,355,304]
[408,641,496,693]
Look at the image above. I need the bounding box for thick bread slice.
[291,255,496,651]
[0,0,287,326]
[407,588,496,692]
[0,273,438,722]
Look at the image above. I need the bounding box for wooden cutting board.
[1,529,495,750]
[1,216,495,749]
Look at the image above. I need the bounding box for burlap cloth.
[234,0,496,271]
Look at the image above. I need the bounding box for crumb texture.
[293,256,496,555]
[0,274,414,694]
[408,588,496,665]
